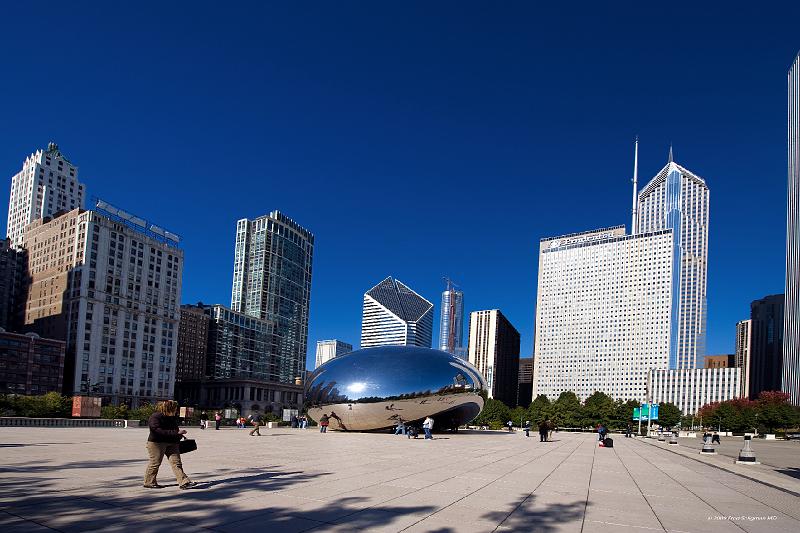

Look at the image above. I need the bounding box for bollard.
[735,435,760,464]
[700,434,717,454]
[668,431,678,445]
[657,431,666,442]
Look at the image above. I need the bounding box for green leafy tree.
[657,402,681,428]
[582,391,614,428]
[474,398,511,429]
[510,406,528,427]
[612,400,640,430]
[101,404,129,420]
[529,394,552,424]
[552,391,582,428]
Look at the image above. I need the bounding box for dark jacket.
[148,413,182,443]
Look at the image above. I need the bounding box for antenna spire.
[668,144,673,164]
[631,136,639,235]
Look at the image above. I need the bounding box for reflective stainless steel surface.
[304,346,486,431]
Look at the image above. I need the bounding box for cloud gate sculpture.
[304,346,486,431]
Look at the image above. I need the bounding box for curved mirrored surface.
[304,346,486,431]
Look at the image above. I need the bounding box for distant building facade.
[176,304,210,382]
[0,238,26,331]
[0,330,65,395]
[517,357,533,407]
[784,52,800,405]
[750,294,784,399]
[736,319,752,398]
[361,277,433,348]
[230,211,313,384]
[704,354,735,368]
[533,226,674,402]
[650,367,740,415]
[21,202,183,405]
[439,284,464,355]
[468,309,520,407]
[315,339,353,369]
[7,143,86,247]
[174,304,303,416]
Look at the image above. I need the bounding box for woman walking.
[143,400,197,490]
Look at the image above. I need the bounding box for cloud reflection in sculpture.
[304,346,486,431]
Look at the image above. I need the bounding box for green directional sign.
[632,404,659,421]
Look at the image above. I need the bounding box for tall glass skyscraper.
[230,211,314,383]
[361,277,433,348]
[637,154,710,370]
[439,285,464,356]
[784,52,800,405]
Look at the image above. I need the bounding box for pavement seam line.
[578,435,598,533]
[625,439,751,532]
[613,440,668,532]
[0,508,65,532]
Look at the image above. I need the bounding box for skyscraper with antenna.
[439,278,465,358]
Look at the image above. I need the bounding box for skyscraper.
[230,211,314,383]
[315,339,353,368]
[637,151,710,370]
[750,294,784,399]
[361,277,433,348]
[468,309,520,407]
[533,226,674,402]
[735,319,752,399]
[176,303,210,382]
[439,280,464,356]
[7,143,86,247]
[517,357,533,407]
[21,201,183,405]
[0,238,26,331]
[784,52,800,405]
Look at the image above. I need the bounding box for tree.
[510,406,528,427]
[756,391,797,433]
[657,402,681,428]
[529,394,552,424]
[612,400,640,430]
[582,391,614,428]
[552,391,582,428]
[473,398,511,429]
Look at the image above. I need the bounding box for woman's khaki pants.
[144,441,190,487]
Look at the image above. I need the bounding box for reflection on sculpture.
[304,346,486,431]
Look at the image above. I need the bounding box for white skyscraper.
[532,226,674,402]
[7,143,86,246]
[439,280,464,356]
[735,319,752,399]
[360,277,433,348]
[637,151,710,370]
[315,339,353,369]
[784,52,800,405]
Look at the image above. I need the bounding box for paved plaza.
[1,427,799,532]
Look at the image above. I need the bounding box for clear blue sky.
[1,2,797,370]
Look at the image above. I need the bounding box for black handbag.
[178,437,197,454]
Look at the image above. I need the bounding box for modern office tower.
[532,226,674,402]
[0,330,65,395]
[176,303,210,381]
[315,339,353,368]
[517,357,533,407]
[703,354,735,368]
[439,280,464,356]
[650,367,740,415]
[6,143,86,247]
[735,319,752,398]
[174,304,304,416]
[21,201,183,405]
[0,238,26,331]
[784,52,800,405]
[468,309,520,407]
[750,294,785,399]
[230,211,313,384]
[361,277,433,348]
[637,152,710,370]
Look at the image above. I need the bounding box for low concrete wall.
[0,417,143,428]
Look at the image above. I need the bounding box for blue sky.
[0,2,797,370]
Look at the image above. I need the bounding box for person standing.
[214,412,222,430]
[538,419,549,442]
[143,400,196,490]
[423,416,434,440]
[506,420,514,432]
[199,411,208,430]
[523,420,531,438]
[319,414,330,433]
